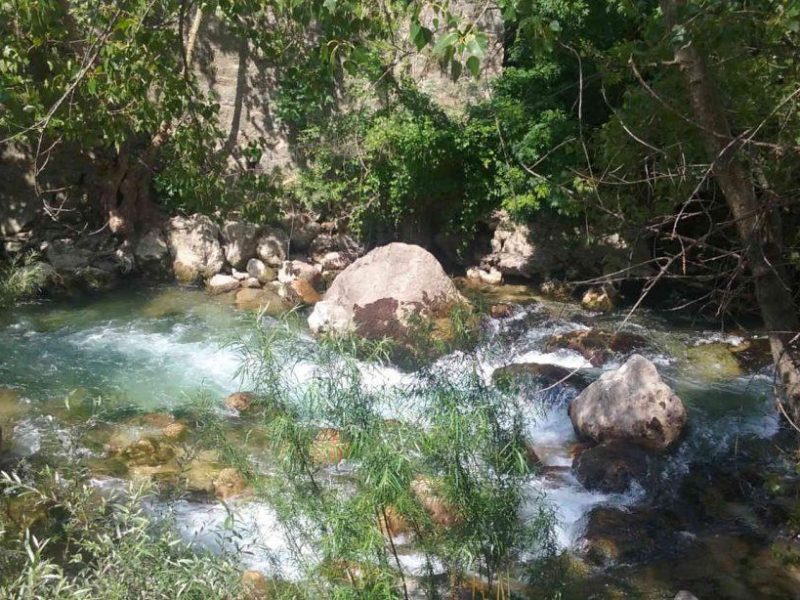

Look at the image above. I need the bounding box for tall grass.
[0,255,49,309]
[0,468,241,599]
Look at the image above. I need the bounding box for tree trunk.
[659,0,800,420]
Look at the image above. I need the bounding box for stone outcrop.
[246,258,275,284]
[569,354,687,450]
[308,243,464,339]
[167,214,225,283]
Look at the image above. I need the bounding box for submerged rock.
[308,243,464,340]
[569,354,687,449]
[410,476,461,528]
[225,391,255,412]
[683,342,743,381]
[573,441,657,493]
[213,467,249,500]
[544,329,647,367]
[310,428,349,465]
[234,287,291,316]
[581,286,615,313]
[168,214,225,283]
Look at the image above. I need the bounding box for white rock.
[569,354,687,450]
[206,274,240,295]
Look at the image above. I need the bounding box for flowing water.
[0,284,797,598]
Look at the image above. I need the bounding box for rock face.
[167,215,225,283]
[569,354,687,450]
[481,212,558,278]
[308,243,464,339]
[221,220,259,268]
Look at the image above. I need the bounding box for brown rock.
[241,570,270,599]
[234,288,291,316]
[289,279,321,305]
[310,428,350,465]
[489,303,514,319]
[213,467,249,500]
[225,391,255,412]
[410,476,461,528]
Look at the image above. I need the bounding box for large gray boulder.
[167,215,225,284]
[135,228,169,266]
[221,220,259,269]
[308,243,464,340]
[569,354,687,450]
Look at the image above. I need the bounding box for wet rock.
[466,265,503,285]
[539,279,573,302]
[492,362,592,391]
[544,329,647,367]
[243,277,261,288]
[410,476,461,528]
[569,354,687,449]
[581,286,615,313]
[489,302,515,319]
[674,592,699,600]
[573,441,655,493]
[183,450,222,494]
[241,570,270,599]
[379,505,411,538]
[234,287,291,316]
[206,273,240,295]
[310,428,349,465]
[308,243,465,340]
[583,505,685,565]
[684,342,743,381]
[213,467,249,500]
[256,227,288,267]
[222,220,259,269]
[731,337,772,372]
[120,437,175,467]
[246,258,276,284]
[168,214,225,283]
[277,260,321,287]
[225,391,255,412]
[162,422,188,440]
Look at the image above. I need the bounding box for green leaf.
[323,0,337,12]
[466,55,480,78]
[432,31,459,56]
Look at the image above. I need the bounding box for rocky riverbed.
[0,280,798,598]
